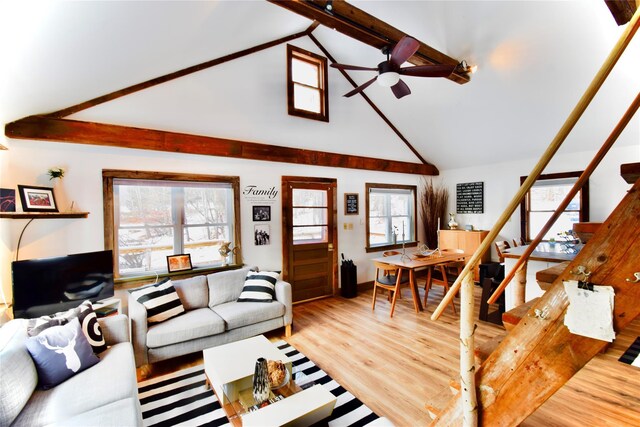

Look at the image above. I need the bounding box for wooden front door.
[282,177,337,302]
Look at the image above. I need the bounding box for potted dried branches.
[420,178,449,249]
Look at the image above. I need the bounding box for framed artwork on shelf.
[0,188,16,212]
[17,185,58,212]
[166,254,193,273]
[345,193,358,215]
[253,205,271,222]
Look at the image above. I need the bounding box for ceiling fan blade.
[390,79,411,99]
[399,64,457,78]
[330,63,378,72]
[344,75,378,97]
[390,36,420,67]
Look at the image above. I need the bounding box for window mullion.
[173,187,185,254]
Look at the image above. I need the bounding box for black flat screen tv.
[12,250,114,318]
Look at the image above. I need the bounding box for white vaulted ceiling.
[1,0,638,171]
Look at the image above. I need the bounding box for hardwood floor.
[142,284,640,426]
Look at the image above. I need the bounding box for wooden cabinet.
[439,229,490,282]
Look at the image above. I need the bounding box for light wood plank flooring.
[142,284,640,426]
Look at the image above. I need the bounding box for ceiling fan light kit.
[331,36,457,99]
[377,71,400,87]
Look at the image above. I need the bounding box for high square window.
[287,44,329,122]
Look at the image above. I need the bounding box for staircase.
[425,6,640,423]
[430,176,640,426]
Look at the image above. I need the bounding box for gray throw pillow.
[172,276,208,310]
[25,318,100,389]
[207,267,252,308]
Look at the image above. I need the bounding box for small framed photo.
[0,188,16,212]
[254,224,271,246]
[253,205,271,222]
[345,193,358,215]
[166,254,193,273]
[18,185,58,212]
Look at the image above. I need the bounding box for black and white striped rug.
[138,340,392,426]
[618,336,640,368]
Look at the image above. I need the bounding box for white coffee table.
[203,335,336,427]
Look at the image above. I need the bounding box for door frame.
[281,176,338,298]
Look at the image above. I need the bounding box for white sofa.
[0,314,142,427]
[128,266,293,368]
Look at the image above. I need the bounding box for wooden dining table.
[371,249,467,313]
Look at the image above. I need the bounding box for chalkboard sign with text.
[345,193,359,215]
[456,182,484,214]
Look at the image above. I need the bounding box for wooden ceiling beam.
[604,0,638,25]
[5,116,439,175]
[268,0,470,84]
[46,26,315,118]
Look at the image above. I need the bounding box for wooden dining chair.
[512,237,525,247]
[382,250,402,300]
[494,240,511,262]
[372,261,409,317]
[423,249,465,314]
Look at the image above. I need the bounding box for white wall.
[440,144,639,261]
[2,140,636,303]
[0,139,421,301]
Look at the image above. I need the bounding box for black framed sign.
[345,193,358,215]
[456,182,484,214]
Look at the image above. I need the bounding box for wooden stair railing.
[432,177,640,426]
[487,90,640,307]
[429,8,640,425]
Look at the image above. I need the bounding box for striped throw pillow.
[237,271,279,303]
[130,279,185,324]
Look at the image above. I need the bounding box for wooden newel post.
[460,270,478,426]
[513,263,528,308]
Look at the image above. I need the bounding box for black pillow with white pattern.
[129,279,185,324]
[237,271,279,302]
[27,300,107,354]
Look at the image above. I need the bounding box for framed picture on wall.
[253,205,271,221]
[345,193,358,215]
[166,254,193,273]
[18,185,58,212]
[254,224,270,246]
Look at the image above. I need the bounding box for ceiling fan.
[330,36,457,99]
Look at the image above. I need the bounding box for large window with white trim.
[365,183,417,251]
[103,170,241,279]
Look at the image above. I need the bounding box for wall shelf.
[0,212,89,219]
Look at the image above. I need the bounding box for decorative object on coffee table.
[252,357,270,404]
